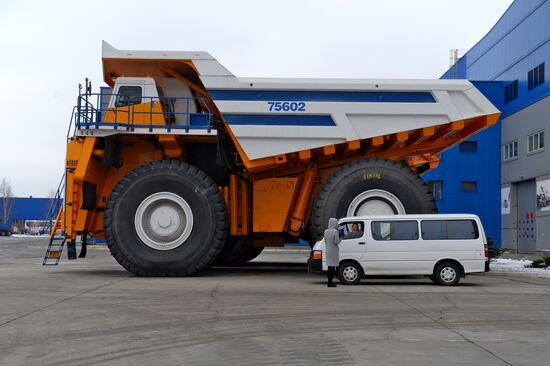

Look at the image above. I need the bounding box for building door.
[517,180,536,253]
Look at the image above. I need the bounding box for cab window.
[115,86,143,107]
[339,221,365,240]
[371,221,419,241]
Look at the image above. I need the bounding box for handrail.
[71,92,214,137]
[45,172,65,236]
[66,106,78,141]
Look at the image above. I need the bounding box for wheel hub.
[440,267,457,282]
[342,266,359,282]
[134,192,194,251]
[347,189,406,216]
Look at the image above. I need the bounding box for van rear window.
[371,221,419,241]
[421,220,479,240]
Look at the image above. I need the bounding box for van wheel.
[310,158,436,242]
[337,261,363,285]
[434,262,461,286]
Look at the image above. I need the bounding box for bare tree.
[0,178,14,225]
[44,189,56,217]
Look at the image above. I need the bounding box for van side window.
[116,86,143,107]
[421,220,479,240]
[371,221,419,241]
[339,221,365,239]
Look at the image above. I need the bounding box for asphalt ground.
[1,236,550,366]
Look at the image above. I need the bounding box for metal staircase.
[43,174,71,265]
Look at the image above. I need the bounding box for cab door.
[337,220,368,263]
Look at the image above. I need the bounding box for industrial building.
[424,0,550,252]
[0,197,57,233]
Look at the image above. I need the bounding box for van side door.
[337,220,368,263]
[365,219,422,275]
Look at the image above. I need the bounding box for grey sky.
[0,0,513,197]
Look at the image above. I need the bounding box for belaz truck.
[44,41,500,275]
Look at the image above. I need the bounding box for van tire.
[104,160,228,276]
[337,261,363,285]
[434,262,461,286]
[310,158,436,242]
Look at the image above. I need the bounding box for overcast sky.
[0,0,513,197]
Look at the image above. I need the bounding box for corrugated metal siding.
[0,198,56,224]
[425,0,550,246]
[424,82,503,245]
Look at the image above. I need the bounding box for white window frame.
[527,130,545,154]
[502,140,518,162]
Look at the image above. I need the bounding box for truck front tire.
[214,238,264,266]
[310,158,436,242]
[104,160,228,276]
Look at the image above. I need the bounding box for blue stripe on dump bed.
[209,90,436,103]
[224,114,336,126]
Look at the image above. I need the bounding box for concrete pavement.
[1,236,550,365]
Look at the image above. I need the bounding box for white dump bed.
[204,78,499,160]
[101,42,500,161]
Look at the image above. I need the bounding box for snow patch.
[490,258,550,278]
[11,234,49,238]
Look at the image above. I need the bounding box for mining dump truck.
[43,41,500,275]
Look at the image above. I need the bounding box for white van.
[308,214,489,286]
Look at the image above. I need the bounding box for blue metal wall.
[423,83,502,244]
[424,0,550,246]
[443,0,550,119]
[0,198,55,224]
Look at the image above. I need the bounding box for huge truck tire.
[214,237,264,266]
[310,158,436,242]
[104,160,228,276]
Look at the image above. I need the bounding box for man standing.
[324,218,342,287]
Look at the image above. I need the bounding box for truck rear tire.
[104,160,228,276]
[310,158,436,242]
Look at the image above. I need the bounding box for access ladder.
[43,209,66,265]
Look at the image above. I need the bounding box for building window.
[461,181,477,192]
[459,141,477,153]
[428,180,443,201]
[528,63,545,91]
[528,130,544,153]
[503,140,518,161]
[504,80,518,104]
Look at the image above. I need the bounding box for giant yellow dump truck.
[45,42,500,276]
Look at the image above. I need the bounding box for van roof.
[339,214,480,222]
